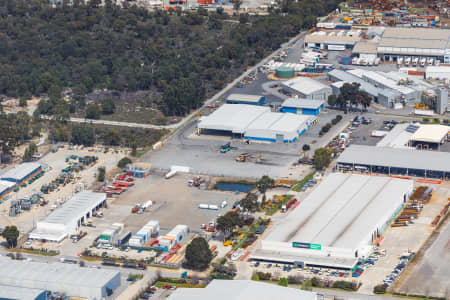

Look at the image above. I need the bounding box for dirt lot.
[396,216,450,298]
[357,182,450,295]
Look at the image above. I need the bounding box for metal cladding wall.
[302,108,320,115]
[280,107,298,114]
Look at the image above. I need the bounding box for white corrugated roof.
[411,124,449,143]
[0,180,16,193]
[376,123,414,148]
[1,162,41,181]
[282,77,330,95]
[198,104,269,134]
[265,173,412,249]
[337,145,450,172]
[281,98,325,109]
[0,256,119,295]
[0,285,45,300]
[227,94,263,103]
[167,280,317,300]
[43,191,106,224]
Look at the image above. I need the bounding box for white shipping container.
[327,45,346,51]
[129,236,144,247]
[136,227,152,241]
[171,165,190,173]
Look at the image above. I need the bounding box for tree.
[130,140,137,157]
[19,96,28,107]
[327,94,337,107]
[2,226,19,248]
[184,237,212,270]
[336,82,372,110]
[97,167,106,182]
[118,157,132,169]
[71,125,95,146]
[23,142,37,162]
[302,144,310,151]
[313,148,331,170]
[216,211,243,239]
[101,99,116,115]
[251,273,260,281]
[373,284,387,294]
[278,277,289,287]
[256,175,274,197]
[86,104,101,119]
[240,192,258,214]
[103,129,121,146]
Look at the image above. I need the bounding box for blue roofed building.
[280,98,325,116]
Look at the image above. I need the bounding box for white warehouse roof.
[410,124,449,143]
[0,285,46,300]
[281,98,325,109]
[198,104,269,134]
[1,162,41,182]
[227,94,263,103]
[282,77,330,95]
[0,180,16,193]
[0,256,120,300]
[376,123,414,148]
[265,173,412,250]
[167,280,317,300]
[30,190,106,242]
[198,104,313,142]
[337,145,450,173]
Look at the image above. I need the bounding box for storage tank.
[275,66,295,79]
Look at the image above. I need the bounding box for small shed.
[280,98,325,116]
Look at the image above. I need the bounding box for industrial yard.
[2,2,450,300]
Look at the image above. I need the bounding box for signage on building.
[309,243,322,250]
[292,242,310,249]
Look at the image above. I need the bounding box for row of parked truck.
[397,56,439,67]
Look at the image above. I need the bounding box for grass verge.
[292,171,315,192]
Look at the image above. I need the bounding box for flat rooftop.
[281,98,325,109]
[198,104,269,134]
[226,94,263,103]
[337,145,450,173]
[411,124,449,143]
[282,77,330,95]
[0,256,119,292]
[265,173,412,249]
[167,280,317,300]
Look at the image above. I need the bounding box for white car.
[231,249,244,261]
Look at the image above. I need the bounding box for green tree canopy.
[86,104,101,120]
[118,157,132,169]
[2,226,19,248]
[184,237,213,270]
[256,175,274,195]
[240,192,258,214]
[313,148,331,170]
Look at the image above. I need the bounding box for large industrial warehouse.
[198,104,314,143]
[0,256,121,299]
[353,27,450,63]
[251,173,413,270]
[336,145,450,179]
[30,190,107,242]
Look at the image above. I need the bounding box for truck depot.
[251,173,413,270]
